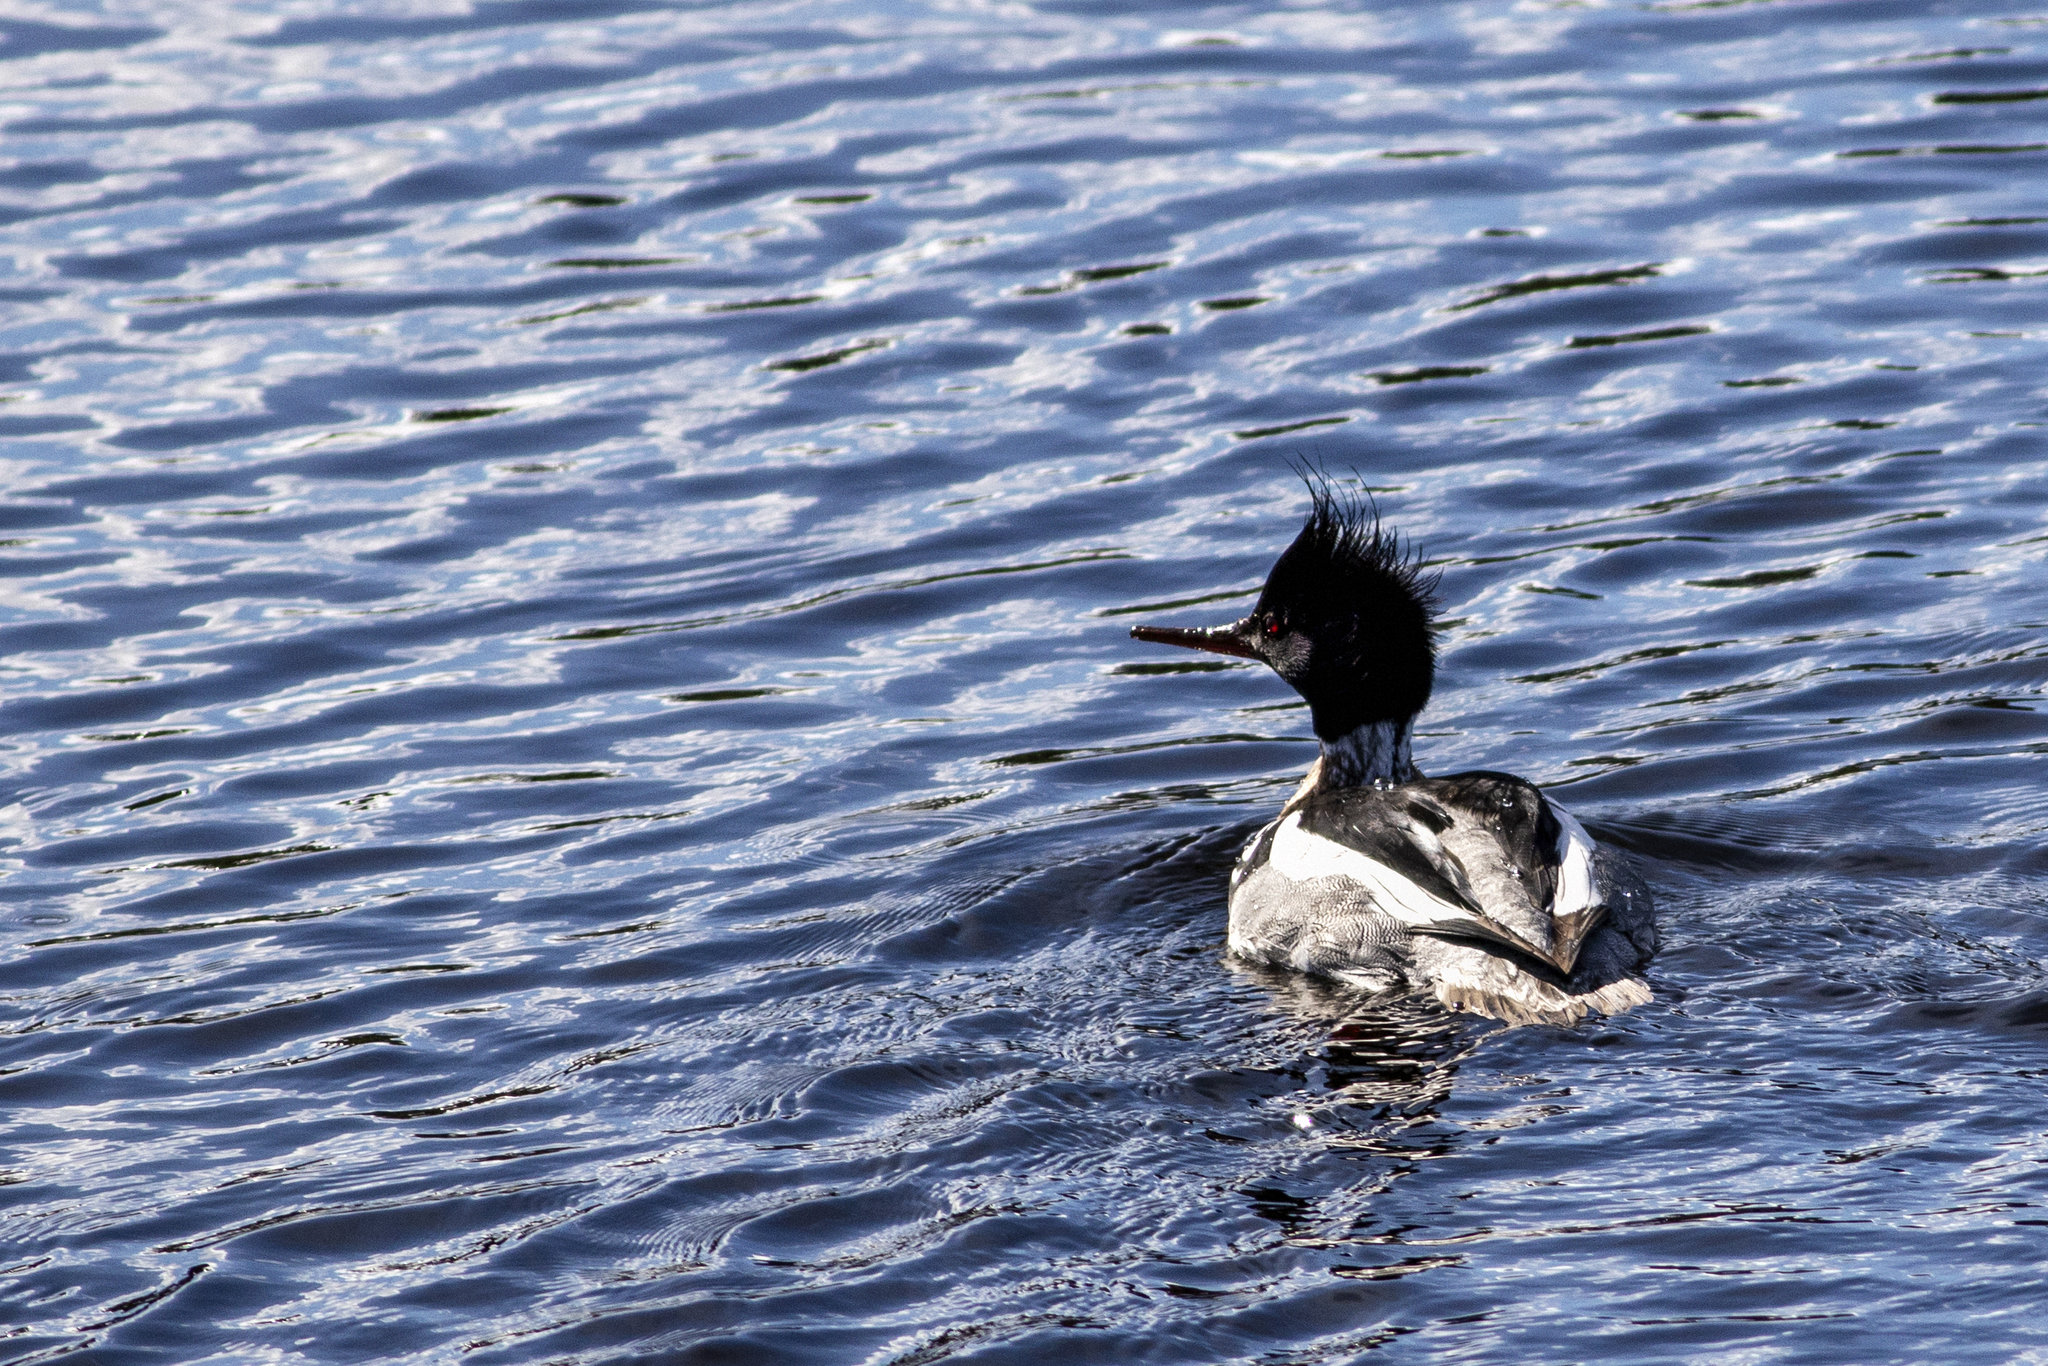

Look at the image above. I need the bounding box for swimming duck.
[1132,480,1655,1025]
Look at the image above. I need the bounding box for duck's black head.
[1132,477,1439,741]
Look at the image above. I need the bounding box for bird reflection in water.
[1244,966,1493,1142]
[1226,970,1492,1261]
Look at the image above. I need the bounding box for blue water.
[5,0,2048,1361]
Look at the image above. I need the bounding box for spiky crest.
[1255,468,1440,742]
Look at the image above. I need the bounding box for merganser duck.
[1132,479,1655,1025]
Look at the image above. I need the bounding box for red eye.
[1264,616,1281,636]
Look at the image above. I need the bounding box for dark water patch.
[411,406,512,424]
[514,297,647,325]
[1925,265,2048,282]
[0,413,95,437]
[666,686,807,703]
[1371,365,1491,384]
[0,502,90,531]
[1881,47,2013,63]
[705,294,825,313]
[1110,660,1240,676]
[1840,143,2048,157]
[549,256,692,269]
[1016,260,1173,295]
[1931,88,2048,103]
[1565,324,1713,348]
[0,549,124,578]
[1687,565,1826,590]
[1098,588,1258,618]
[445,770,617,785]
[26,904,345,951]
[0,17,161,57]
[1513,639,1743,686]
[1076,262,1173,283]
[152,843,337,872]
[989,733,1295,767]
[1233,416,1351,440]
[242,0,680,47]
[1446,263,1663,312]
[122,789,191,813]
[77,727,198,744]
[767,339,891,372]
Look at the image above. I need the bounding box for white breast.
[1548,803,1599,920]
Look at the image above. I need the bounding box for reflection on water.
[1251,973,1478,1125]
[4,0,2048,1360]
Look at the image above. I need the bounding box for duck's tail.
[1430,971,1651,1027]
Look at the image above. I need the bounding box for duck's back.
[1228,771,1654,1023]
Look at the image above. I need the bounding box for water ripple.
[4,0,2048,1361]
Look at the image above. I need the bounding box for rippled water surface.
[7,0,2048,1360]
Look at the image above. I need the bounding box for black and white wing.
[1275,772,1607,975]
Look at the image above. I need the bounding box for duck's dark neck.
[1319,717,1416,790]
